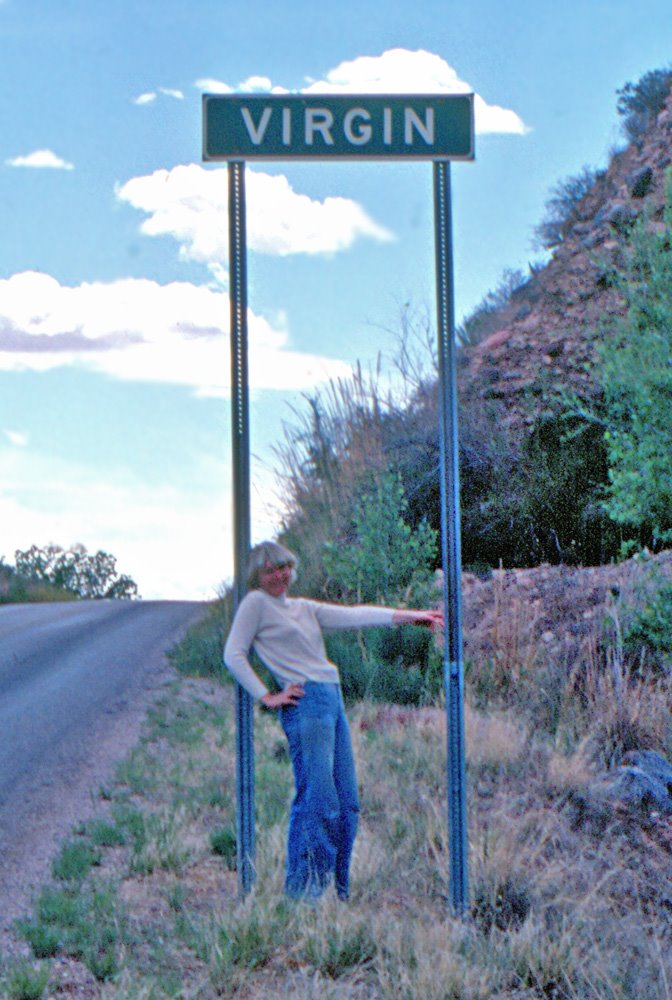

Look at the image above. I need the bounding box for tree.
[597,186,672,547]
[14,544,139,599]
[323,470,437,605]
[321,471,441,704]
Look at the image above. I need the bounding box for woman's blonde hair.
[246,541,298,590]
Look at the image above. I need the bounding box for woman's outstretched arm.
[391,608,444,630]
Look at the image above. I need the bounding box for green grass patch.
[19,881,127,982]
[1,960,51,1000]
[82,817,127,848]
[167,599,231,679]
[210,826,237,869]
[51,838,102,883]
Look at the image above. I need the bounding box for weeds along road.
[0,598,207,929]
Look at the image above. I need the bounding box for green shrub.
[596,187,672,547]
[327,626,442,705]
[210,826,237,869]
[168,598,231,679]
[457,406,618,570]
[323,470,437,605]
[319,472,441,705]
[623,579,672,665]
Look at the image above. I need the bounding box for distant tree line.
[1,544,139,602]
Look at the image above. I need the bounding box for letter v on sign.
[241,107,272,145]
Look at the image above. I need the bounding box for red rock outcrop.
[458,92,672,431]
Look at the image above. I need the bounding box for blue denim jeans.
[280,682,359,899]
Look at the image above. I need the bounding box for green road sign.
[203,94,474,161]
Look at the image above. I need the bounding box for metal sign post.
[205,95,474,908]
[434,160,469,914]
[228,161,255,895]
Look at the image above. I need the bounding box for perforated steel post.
[433,160,469,915]
[228,160,255,896]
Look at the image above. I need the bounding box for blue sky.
[1,0,670,599]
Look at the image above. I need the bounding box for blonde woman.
[224,540,442,901]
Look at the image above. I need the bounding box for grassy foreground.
[2,611,672,998]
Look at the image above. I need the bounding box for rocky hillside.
[459,90,672,430]
[462,549,672,676]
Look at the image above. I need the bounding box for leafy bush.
[326,627,440,705]
[323,470,437,605]
[322,471,442,704]
[425,398,618,570]
[617,66,672,143]
[622,578,672,668]
[596,185,672,547]
[376,354,619,572]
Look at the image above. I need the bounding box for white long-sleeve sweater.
[223,589,396,699]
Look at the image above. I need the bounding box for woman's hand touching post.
[391,608,444,631]
[260,684,305,710]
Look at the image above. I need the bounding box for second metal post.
[433,159,469,915]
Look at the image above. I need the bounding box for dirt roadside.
[0,655,177,961]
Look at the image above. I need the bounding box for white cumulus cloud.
[133,87,185,105]
[196,74,288,95]
[6,149,75,170]
[0,271,351,395]
[116,163,393,271]
[195,77,233,95]
[4,430,29,447]
[196,47,528,135]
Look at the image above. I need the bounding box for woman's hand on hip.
[260,684,305,709]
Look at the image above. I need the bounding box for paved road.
[0,599,207,926]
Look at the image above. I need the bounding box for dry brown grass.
[8,618,672,999]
